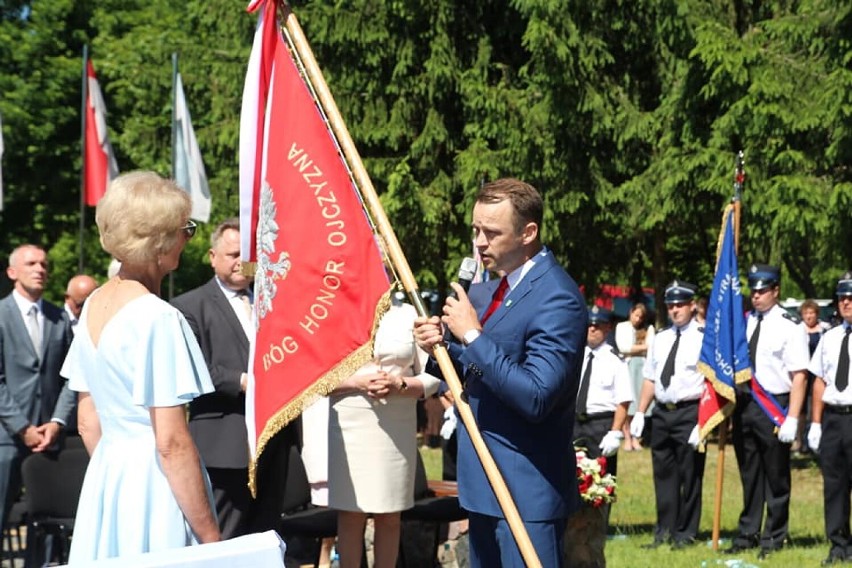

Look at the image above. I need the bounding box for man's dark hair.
[476,178,543,233]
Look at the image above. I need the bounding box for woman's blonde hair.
[96,171,191,265]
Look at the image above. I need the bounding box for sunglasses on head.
[181,220,197,239]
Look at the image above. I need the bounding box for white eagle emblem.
[255,181,291,327]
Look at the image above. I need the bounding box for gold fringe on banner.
[248,287,393,496]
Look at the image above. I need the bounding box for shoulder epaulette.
[697,326,705,333]
[609,346,625,361]
[781,311,801,324]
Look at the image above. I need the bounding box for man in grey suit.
[0,244,75,529]
[172,218,254,539]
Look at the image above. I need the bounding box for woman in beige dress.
[328,298,440,568]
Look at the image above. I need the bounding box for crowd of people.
[577,265,852,566]
[0,170,850,567]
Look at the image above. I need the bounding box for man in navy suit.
[415,178,587,567]
[0,244,75,531]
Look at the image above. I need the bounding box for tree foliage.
[1,0,849,313]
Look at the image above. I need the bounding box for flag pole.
[168,53,178,300]
[711,151,746,550]
[78,45,89,274]
[280,4,542,566]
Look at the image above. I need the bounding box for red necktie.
[480,277,509,324]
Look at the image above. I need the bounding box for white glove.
[807,422,822,452]
[687,425,700,449]
[777,416,798,443]
[599,430,624,457]
[440,406,457,440]
[629,412,646,439]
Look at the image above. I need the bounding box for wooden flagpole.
[711,151,745,551]
[280,4,542,566]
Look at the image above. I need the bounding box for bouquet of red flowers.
[575,448,617,508]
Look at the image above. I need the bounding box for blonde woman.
[61,171,220,562]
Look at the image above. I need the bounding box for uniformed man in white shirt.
[630,281,705,549]
[573,306,633,478]
[726,264,809,559]
[807,271,852,566]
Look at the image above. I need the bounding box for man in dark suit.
[172,218,255,539]
[0,244,75,531]
[414,178,587,567]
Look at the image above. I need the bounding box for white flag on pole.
[174,72,211,222]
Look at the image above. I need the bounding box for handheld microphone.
[457,257,479,292]
[452,257,479,299]
[444,257,479,343]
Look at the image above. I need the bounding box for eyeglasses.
[839,295,852,303]
[667,302,689,309]
[751,287,773,296]
[180,220,197,240]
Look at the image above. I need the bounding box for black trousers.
[574,413,619,477]
[731,393,791,550]
[649,403,705,543]
[820,409,852,558]
[208,467,252,539]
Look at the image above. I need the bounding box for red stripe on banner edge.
[696,363,749,447]
[247,288,393,497]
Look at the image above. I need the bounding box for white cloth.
[808,323,852,404]
[328,303,440,513]
[614,321,655,358]
[747,304,809,394]
[60,294,215,563]
[642,318,704,404]
[578,344,633,414]
[55,530,286,568]
[214,278,253,339]
[300,396,330,507]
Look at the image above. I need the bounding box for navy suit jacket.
[0,294,75,446]
[172,278,250,469]
[435,248,587,521]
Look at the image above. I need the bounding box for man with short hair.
[172,218,255,539]
[64,274,98,331]
[573,305,632,477]
[805,271,852,566]
[726,263,809,558]
[414,178,587,567]
[630,280,706,549]
[0,244,75,531]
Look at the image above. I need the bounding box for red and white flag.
[84,60,119,207]
[238,0,390,493]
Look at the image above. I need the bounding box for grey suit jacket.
[0,294,75,446]
[172,278,250,469]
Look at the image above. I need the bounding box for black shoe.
[821,552,845,566]
[641,540,666,549]
[671,539,695,550]
[724,543,753,554]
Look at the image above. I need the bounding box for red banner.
[83,60,118,206]
[245,3,390,493]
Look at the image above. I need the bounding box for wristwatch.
[462,329,481,346]
[398,378,409,391]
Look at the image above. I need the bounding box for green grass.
[419,444,830,567]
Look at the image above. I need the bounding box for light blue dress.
[59,294,215,563]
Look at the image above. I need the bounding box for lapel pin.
[506,300,513,307]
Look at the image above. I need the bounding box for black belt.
[576,411,615,424]
[825,404,852,415]
[657,400,699,411]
